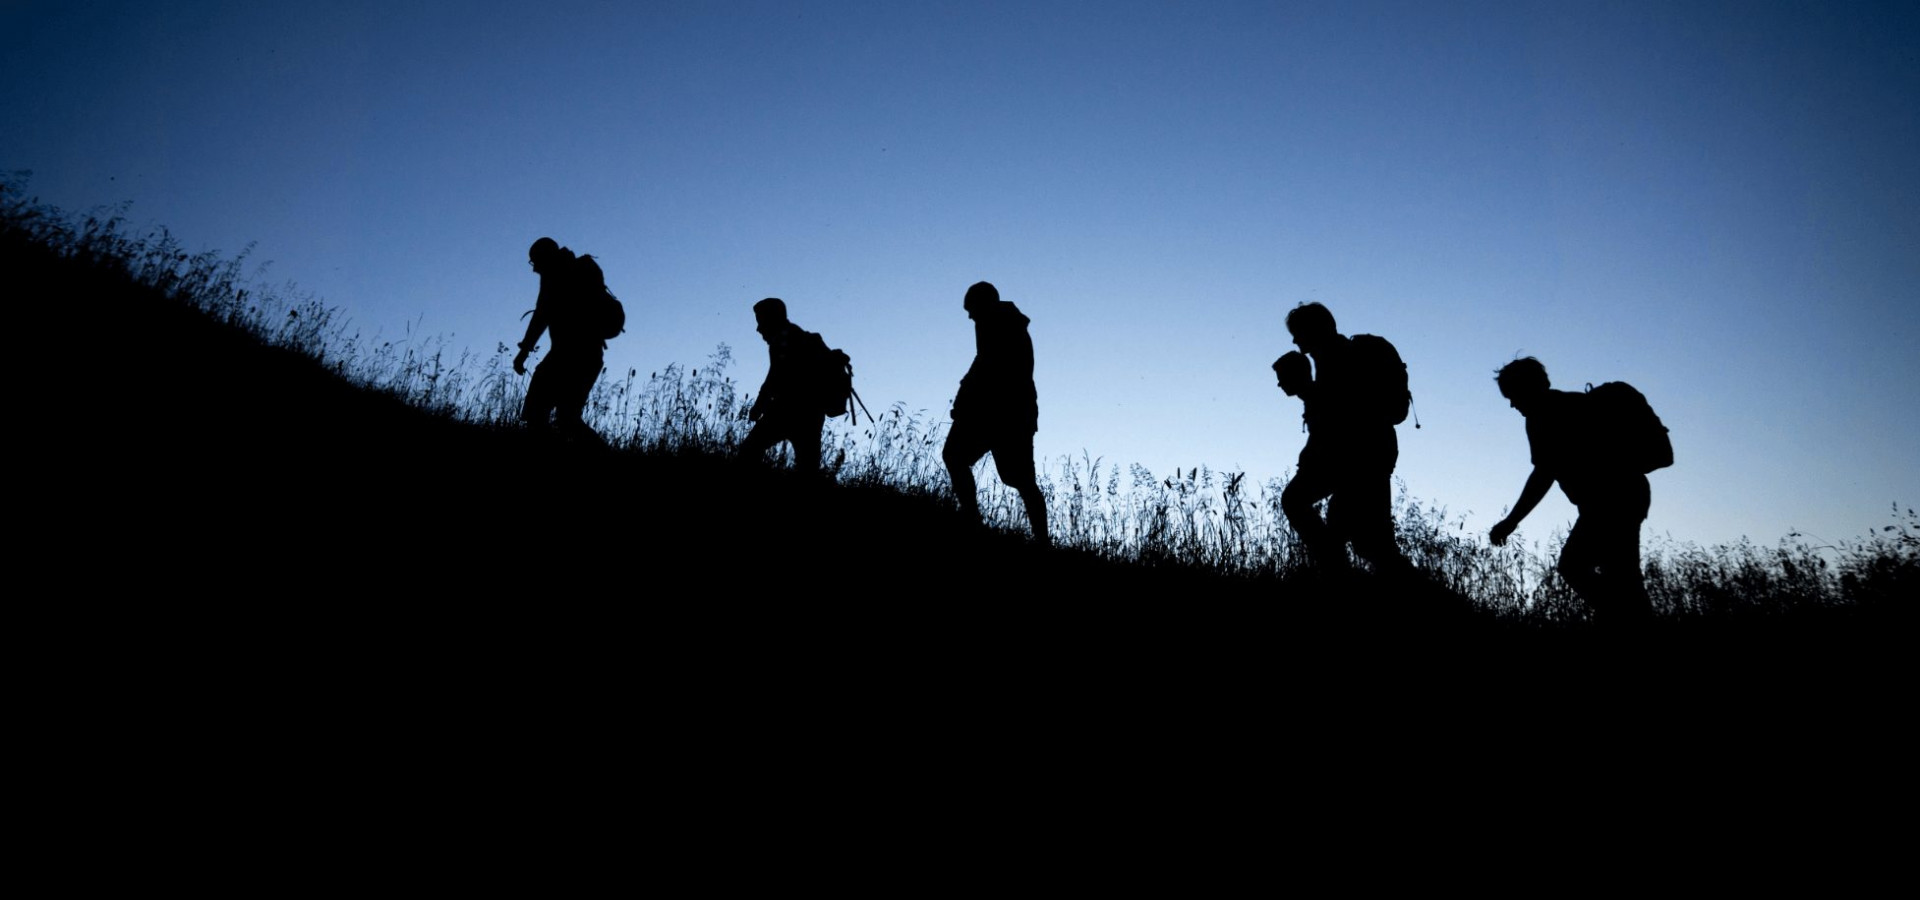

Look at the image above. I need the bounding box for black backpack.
[1350,334,1412,426]
[573,254,626,342]
[802,332,869,424]
[1585,381,1673,474]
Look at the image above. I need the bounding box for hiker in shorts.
[513,237,612,444]
[1274,302,1410,572]
[1489,357,1658,628]
[944,281,1048,544]
[739,298,828,473]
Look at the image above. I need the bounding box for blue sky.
[6,0,1915,549]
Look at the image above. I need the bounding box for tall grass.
[9,171,1911,623]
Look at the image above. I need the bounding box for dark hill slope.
[22,219,1335,617]
[16,214,1908,773]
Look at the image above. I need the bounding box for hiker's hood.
[983,299,1029,327]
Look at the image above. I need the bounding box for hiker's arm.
[749,378,770,421]
[514,310,546,376]
[952,362,981,420]
[1490,467,1554,546]
[749,357,778,422]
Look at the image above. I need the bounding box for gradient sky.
[6,0,1915,550]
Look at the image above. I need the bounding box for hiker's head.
[1496,357,1551,414]
[528,237,563,273]
[753,297,788,338]
[964,281,999,319]
[1286,302,1338,354]
[1273,350,1311,396]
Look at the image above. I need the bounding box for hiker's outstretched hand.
[1489,518,1516,547]
[513,347,530,376]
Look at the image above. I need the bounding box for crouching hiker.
[1488,357,1673,630]
[739,298,859,475]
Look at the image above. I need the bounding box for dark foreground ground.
[20,224,1909,840]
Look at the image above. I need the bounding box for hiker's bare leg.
[1282,464,1341,565]
[529,348,602,440]
[555,396,602,444]
[993,435,1048,543]
[1562,512,1649,628]
[793,414,825,475]
[522,371,556,432]
[1563,477,1652,628]
[1337,471,1407,573]
[943,423,989,520]
[739,418,779,461]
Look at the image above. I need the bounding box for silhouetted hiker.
[1273,302,1411,573]
[739,298,837,473]
[944,281,1048,543]
[1489,357,1670,628]
[513,237,624,443]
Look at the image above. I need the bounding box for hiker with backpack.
[513,237,625,443]
[1273,302,1412,573]
[739,297,847,474]
[944,281,1048,544]
[1489,357,1670,628]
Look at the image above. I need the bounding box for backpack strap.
[848,384,873,426]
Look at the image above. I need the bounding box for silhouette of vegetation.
[8,171,1910,643]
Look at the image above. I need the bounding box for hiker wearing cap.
[514,237,622,443]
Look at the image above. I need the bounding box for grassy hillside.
[14,180,1917,855]
[11,177,1912,726]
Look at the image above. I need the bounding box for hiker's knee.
[1558,550,1602,597]
[1014,483,1045,511]
[997,458,1039,495]
[943,440,981,473]
[1350,516,1399,558]
[1281,479,1320,522]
